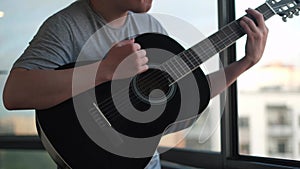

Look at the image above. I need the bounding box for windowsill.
[0,136,43,150]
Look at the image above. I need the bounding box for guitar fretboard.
[160,3,275,83]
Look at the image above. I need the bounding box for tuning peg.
[282,16,287,22]
[282,15,288,22]
[295,9,299,16]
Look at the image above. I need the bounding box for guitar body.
[36,33,211,169]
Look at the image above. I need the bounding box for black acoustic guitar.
[36,1,299,169]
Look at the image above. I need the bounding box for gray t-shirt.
[13,0,167,70]
[13,0,166,169]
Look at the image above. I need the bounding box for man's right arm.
[3,39,148,110]
[3,62,104,110]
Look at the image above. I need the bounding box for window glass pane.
[150,0,221,152]
[0,0,75,136]
[0,150,56,169]
[236,0,300,160]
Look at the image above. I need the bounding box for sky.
[0,0,75,70]
[235,0,300,91]
[235,0,300,66]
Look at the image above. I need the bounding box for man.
[3,0,268,168]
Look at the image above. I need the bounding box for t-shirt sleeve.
[13,14,74,70]
[150,15,168,36]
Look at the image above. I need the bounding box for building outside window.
[237,0,300,161]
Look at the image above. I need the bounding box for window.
[150,0,221,153]
[0,150,56,169]
[236,0,300,162]
[0,0,75,167]
[0,0,75,136]
[267,105,291,126]
[239,117,249,128]
[1,0,220,168]
[1,0,300,168]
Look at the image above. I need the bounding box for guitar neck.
[199,3,275,61]
[160,3,276,83]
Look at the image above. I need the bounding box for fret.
[161,62,178,81]
[173,56,189,75]
[232,21,245,35]
[187,49,201,67]
[180,49,199,69]
[168,62,180,79]
[182,51,196,69]
[196,39,215,62]
[175,56,191,75]
[205,38,217,58]
[228,22,240,39]
[220,29,232,47]
[257,3,275,20]
[170,57,189,79]
[209,30,227,52]
[227,21,244,41]
[195,38,217,61]
[221,26,234,44]
[175,54,191,73]
[170,57,184,78]
[222,26,238,46]
[160,52,198,82]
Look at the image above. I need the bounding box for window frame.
[1,0,300,169]
[0,136,43,150]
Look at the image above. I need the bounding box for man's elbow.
[3,88,17,110]
[3,101,14,111]
[3,76,22,110]
[2,68,28,110]
[3,96,14,110]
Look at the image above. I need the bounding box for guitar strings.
[129,2,280,87]
[88,7,277,122]
[94,7,276,122]
[91,7,276,122]
[109,2,278,99]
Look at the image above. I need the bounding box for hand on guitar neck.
[209,8,268,98]
[241,8,268,67]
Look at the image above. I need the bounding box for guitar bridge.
[90,102,112,127]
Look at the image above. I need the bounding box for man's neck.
[89,0,128,28]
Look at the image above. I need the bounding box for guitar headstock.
[266,0,300,21]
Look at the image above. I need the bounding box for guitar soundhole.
[131,68,176,105]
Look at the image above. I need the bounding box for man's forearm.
[208,56,254,98]
[3,61,107,110]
